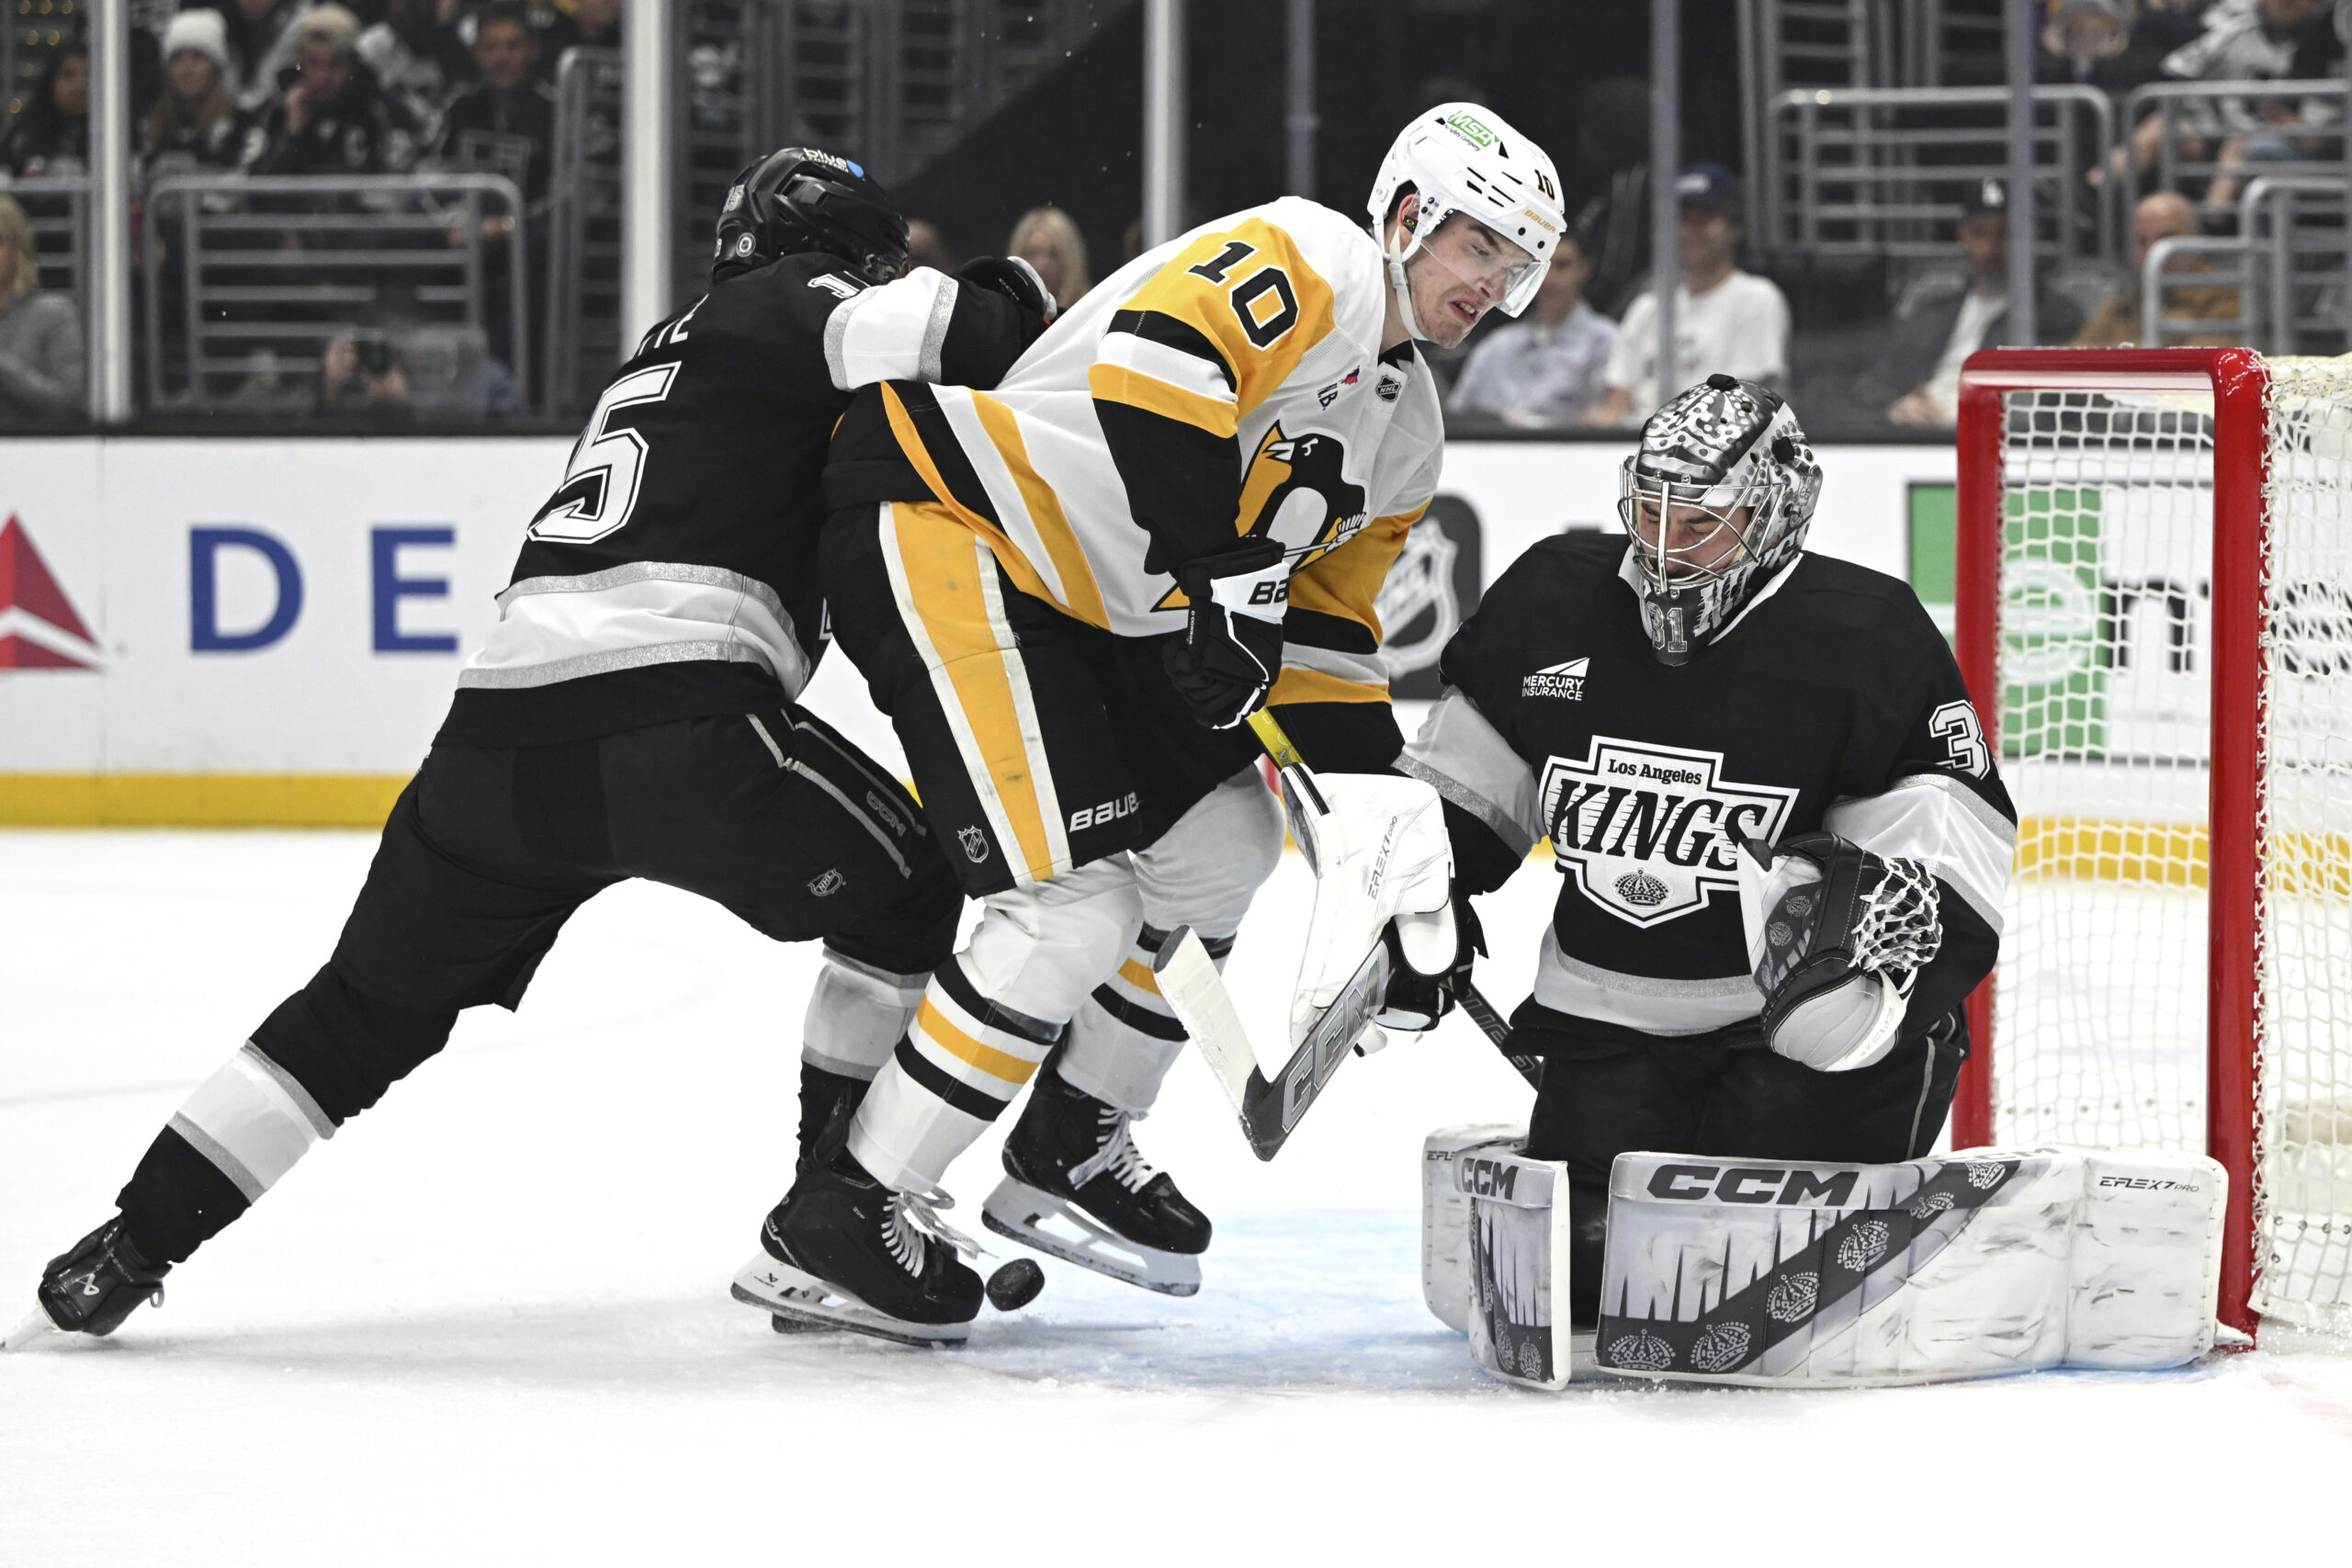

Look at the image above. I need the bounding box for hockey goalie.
[1398,377,2226,1387]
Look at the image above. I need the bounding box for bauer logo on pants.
[1538,738,1797,927]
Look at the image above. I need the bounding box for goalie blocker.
[1420,1130,2225,1389]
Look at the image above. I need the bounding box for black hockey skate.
[5,1218,170,1350]
[732,1152,984,1348]
[982,1064,1208,1296]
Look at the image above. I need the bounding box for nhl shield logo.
[1538,737,1797,927]
[957,825,990,863]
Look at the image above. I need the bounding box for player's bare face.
[1407,215,1537,347]
[1633,501,1753,581]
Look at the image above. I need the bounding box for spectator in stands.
[2074,189,2245,344]
[2120,0,2343,205]
[436,4,560,217]
[1596,165,1791,425]
[318,327,413,421]
[1852,178,2085,428]
[1009,206,1091,311]
[239,5,422,176]
[0,195,85,423]
[358,0,475,145]
[2037,0,2211,93]
[539,0,624,83]
[1445,230,1617,428]
[143,11,246,176]
[907,219,957,276]
[2,43,90,179]
[210,0,309,111]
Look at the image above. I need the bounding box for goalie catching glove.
[1736,830,1942,1073]
[1377,893,1482,1034]
[1162,541,1288,730]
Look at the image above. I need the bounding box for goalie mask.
[1366,104,1564,342]
[1617,374,1823,666]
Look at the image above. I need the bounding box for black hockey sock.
[114,1124,251,1267]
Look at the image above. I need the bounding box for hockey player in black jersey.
[1389,375,2017,1327]
[8,148,1055,1352]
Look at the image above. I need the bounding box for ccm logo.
[1456,1156,1521,1199]
[1069,792,1140,831]
[1646,1163,1860,1206]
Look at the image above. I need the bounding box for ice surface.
[5,829,2350,1564]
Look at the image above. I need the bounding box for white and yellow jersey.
[854,196,1442,705]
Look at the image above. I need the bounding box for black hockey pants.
[115,706,961,1264]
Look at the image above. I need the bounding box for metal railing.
[2138,235,2256,348]
[141,173,529,416]
[1763,85,2118,271]
[547,47,626,418]
[2124,79,2348,222]
[2239,176,2346,355]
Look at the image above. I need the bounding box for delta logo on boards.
[0,514,100,671]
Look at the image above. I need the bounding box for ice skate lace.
[1069,1108,1159,1194]
[883,1187,983,1277]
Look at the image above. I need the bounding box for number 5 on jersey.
[529,363,681,545]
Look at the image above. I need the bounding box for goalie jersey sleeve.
[442,256,1042,747]
[1402,532,2017,1040]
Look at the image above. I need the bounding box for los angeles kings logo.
[1539,738,1798,927]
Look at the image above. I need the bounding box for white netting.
[1990,364,2352,1333]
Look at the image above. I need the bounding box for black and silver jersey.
[438,255,1043,747]
[1400,531,2017,1043]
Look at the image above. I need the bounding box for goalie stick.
[1154,923,1389,1160]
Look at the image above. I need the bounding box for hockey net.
[1953,349,2352,1340]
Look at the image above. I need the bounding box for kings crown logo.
[1538,738,1797,927]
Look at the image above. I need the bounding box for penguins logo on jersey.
[1538,738,1798,927]
[1155,424,1368,610]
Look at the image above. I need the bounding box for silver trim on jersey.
[919,276,957,384]
[1399,689,1544,855]
[1824,772,2016,933]
[1282,641,1389,689]
[822,267,960,391]
[1532,936,1761,1036]
[462,562,811,698]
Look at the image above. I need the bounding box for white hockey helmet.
[1366,103,1564,341]
[1616,374,1824,665]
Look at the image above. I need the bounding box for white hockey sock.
[1057,925,1235,1113]
[167,1042,336,1202]
[800,949,927,1083]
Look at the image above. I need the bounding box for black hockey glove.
[956,255,1057,331]
[1376,891,1483,1033]
[1162,542,1288,730]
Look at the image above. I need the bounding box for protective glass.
[1414,211,1547,316]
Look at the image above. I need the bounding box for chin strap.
[1385,251,1431,344]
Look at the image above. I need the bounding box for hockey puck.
[985,1258,1045,1312]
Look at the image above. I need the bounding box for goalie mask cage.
[1954,348,2352,1341]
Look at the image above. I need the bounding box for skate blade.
[980,1178,1202,1297]
[729,1255,970,1349]
[3,1308,57,1352]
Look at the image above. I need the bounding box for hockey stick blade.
[1155,925,1390,1161]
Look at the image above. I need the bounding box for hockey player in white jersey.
[732,107,1565,1342]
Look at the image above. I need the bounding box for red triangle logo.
[0,513,99,671]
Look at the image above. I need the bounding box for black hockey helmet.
[712,147,910,286]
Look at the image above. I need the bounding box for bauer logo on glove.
[1735,831,1941,1073]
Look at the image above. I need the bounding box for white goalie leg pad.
[1059,770,1284,1111]
[1457,1144,1577,1391]
[1421,1124,1529,1334]
[1288,773,1454,1047]
[169,1042,336,1201]
[1592,1147,2225,1386]
[800,950,928,1082]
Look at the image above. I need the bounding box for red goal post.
[1949,347,2352,1342]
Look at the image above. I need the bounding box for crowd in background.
[2,0,2345,430]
